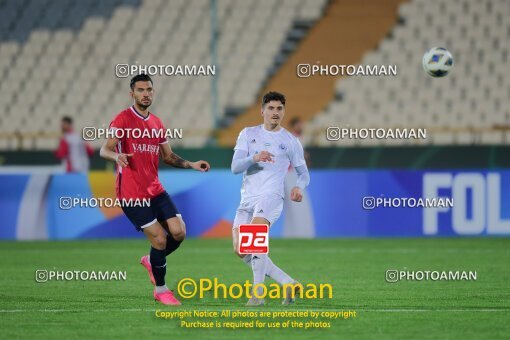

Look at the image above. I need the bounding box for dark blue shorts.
[122,191,180,231]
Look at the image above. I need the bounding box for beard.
[137,99,151,110]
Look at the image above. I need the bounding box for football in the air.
[422,47,454,77]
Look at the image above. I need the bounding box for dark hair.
[61,116,73,124]
[262,91,286,107]
[130,74,153,90]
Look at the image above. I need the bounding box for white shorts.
[233,195,284,229]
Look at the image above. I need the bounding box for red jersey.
[109,106,167,199]
[55,130,94,173]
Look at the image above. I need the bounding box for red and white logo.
[239,224,269,254]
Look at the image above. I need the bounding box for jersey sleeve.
[108,113,125,139]
[234,128,248,152]
[290,138,306,168]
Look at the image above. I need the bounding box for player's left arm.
[159,142,210,172]
[291,165,310,202]
[290,139,310,202]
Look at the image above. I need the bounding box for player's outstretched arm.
[159,142,210,172]
[231,149,274,174]
[99,137,133,168]
[231,149,254,174]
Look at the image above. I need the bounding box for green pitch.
[1,238,509,339]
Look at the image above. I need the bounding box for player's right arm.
[100,113,133,167]
[99,137,133,168]
[231,129,273,174]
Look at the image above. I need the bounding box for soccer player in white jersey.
[231,91,310,306]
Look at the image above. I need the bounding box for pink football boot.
[140,255,155,286]
[153,289,181,305]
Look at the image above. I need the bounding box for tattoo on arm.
[164,152,191,169]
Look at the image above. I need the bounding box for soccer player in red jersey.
[100,74,210,305]
[55,116,94,173]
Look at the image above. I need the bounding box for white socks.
[251,254,269,296]
[155,285,168,294]
[243,254,293,289]
[266,257,293,285]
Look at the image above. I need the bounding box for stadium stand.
[1,0,507,149]
[301,0,510,146]
[0,0,327,149]
[218,0,404,145]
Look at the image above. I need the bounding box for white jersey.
[234,124,306,202]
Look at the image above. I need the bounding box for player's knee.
[168,218,186,241]
[172,224,186,241]
[152,234,167,250]
[173,231,185,241]
[251,217,270,226]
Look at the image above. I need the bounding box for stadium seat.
[304,0,509,146]
[0,0,329,149]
